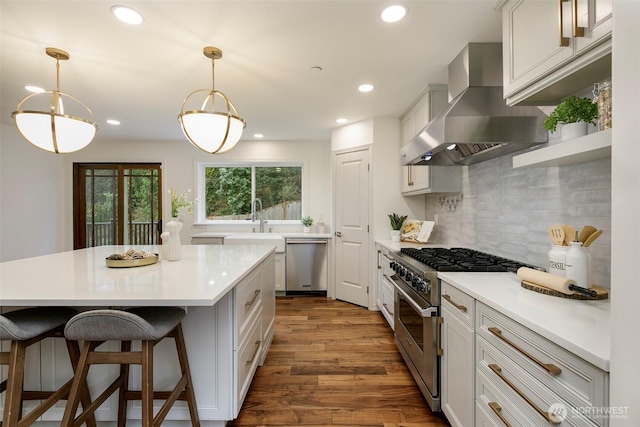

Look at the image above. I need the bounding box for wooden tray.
[521,280,608,300]
[105,255,158,268]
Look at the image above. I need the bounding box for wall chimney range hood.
[401,43,548,166]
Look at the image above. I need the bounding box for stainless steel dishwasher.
[285,238,328,295]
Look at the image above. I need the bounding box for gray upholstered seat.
[0,306,77,340]
[64,307,186,341]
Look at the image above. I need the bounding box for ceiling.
[0,1,502,145]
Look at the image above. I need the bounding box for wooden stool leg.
[65,339,97,427]
[61,341,93,427]
[174,325,200,426]
[2,340,27,426]
[117,341,131,427]
[140,340,153,427]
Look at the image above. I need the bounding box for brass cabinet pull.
[488,402,512,427]
[382,302,393,316]
[442,293,467,312]
[489,364,560,425]
[488,327,561,376]
[245,289,261,308]
[383,253,394,261]
[558,0,570,46]
[436,316,444,356]
[408,166,414,186]
[245,340,261,366]
[570,0,584,37]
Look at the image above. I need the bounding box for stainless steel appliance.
[285,238,328,295]
[389,247,541,412]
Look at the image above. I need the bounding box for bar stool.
[0,307,95,427]
[61,307,200,427]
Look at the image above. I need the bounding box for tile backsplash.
[426,152,611,288]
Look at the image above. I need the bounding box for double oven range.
[388,247,540,412]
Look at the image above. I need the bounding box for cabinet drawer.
[476,369,536,427]
[236,315,262,407]
[380,276,394,330]
[477,336,595,427]
[477,302,608,426]
[235,267,262,348]
[378,247,394,276]
[442,280,474,328]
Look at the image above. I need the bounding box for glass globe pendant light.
[11,47,97,153]
[178,46,245,154]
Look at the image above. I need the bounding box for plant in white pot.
[388,213,407,242]
[543,96,598,141]
[301,216,313,233]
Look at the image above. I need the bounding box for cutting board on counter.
[521,280,609,300]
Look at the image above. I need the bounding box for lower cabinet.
[441,282,475,427]
[437,280,609,427]
[376,244,395,329]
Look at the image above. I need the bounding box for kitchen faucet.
[252,197,265,232]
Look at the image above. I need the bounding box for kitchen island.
[0,244,276,426]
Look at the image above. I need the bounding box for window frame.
[195,161,306,225]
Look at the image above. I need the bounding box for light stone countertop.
[192,231,332,239]
[0,245,274,307]
[439,271,610,371]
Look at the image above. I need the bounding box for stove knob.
[405,271,414,282]
[416,279,427,293]
[390,261,397,271]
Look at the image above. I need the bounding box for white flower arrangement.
[169,188,194,218]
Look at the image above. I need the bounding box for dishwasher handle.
[286,240,328,244]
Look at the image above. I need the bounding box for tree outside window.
[200,164,302,222]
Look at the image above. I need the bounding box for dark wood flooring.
[228,296,450,427]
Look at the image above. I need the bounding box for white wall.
[610,1,640,425]
[0,121,331,259]
[0,123,66,261]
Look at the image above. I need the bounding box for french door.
[73,163,162,249]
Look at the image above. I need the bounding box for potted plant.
[543,96,598,141]
[301,216,313,233]
[388,213,407,242]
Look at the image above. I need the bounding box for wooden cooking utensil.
[578,225,597,243]
[582,229,602,247]
[562,224,575,245]
[548,225,565,246]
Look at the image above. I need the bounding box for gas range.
[390,247,542,306]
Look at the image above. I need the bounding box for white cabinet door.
[574,0,613,53]
[274,253,285,292]
[502,0,574,100]
[401,166,462,196]
[401,165,430,195]
[261,252,276,363]
[441,304,475,427]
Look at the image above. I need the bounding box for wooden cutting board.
[521,280,608,300]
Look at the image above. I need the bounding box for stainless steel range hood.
[401,43,548,166]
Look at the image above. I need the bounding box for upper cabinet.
[401,84,461,196]
[501,0,612,106]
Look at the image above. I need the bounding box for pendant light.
[11,47,97,153]
[178,46,245,154]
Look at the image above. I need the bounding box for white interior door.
[333,148,370,307]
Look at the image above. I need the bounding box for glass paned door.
[74,164,162,249]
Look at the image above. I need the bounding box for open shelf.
[513,129,612,168]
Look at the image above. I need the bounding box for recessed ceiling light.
[336,118,348,124]
[253,133,264,138]
[106,119,121,125]
[381,5,407,23]
[358,84,374,93]
[111,5,144,25]
[24,85,45,93]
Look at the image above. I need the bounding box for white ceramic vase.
[165,218,183,261]
[303,226,311,233]
[391,230,401,242]
[560,122,588,141]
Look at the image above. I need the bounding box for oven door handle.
[391,280,437,318]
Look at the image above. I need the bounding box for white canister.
[548,245,569,276]
[565,241,588,287]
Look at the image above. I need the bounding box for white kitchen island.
[0,244,277,426]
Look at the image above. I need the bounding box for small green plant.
[388,213,407,230]
[301,216,313,227]
[168,188,194,218]
[543,96,598,132]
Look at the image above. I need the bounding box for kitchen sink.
[224,233,285,253]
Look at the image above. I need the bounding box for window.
[196,163,302,223]
[73,163,162,248]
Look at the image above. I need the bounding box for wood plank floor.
[228,296,450,427]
